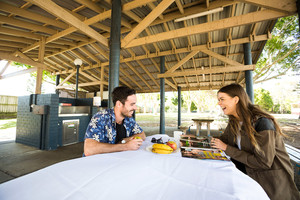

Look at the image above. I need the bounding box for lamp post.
[74,58,82,99]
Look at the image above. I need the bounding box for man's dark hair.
[112,86,136,106]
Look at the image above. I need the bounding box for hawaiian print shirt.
[85,108,143,144]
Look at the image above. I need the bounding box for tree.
[11,62,56,93]
[254,16,300,84]
[254,88,273,111]
[182,91,192,113]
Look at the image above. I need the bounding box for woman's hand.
[210,137,227,151]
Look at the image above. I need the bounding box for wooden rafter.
[54,34,270,75]
[26,0,108,47]
[200,49,242,66]
[125,9,287,48]
[157,65,256,78]
[166,51,200,73]
[237,0,297,14]
[122,0,175,48]
[0,52,46,69]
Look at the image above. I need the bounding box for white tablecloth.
[0,135,269,200]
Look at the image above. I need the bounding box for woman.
[211,83,299,200]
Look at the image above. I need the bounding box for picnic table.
[192,118,214,137]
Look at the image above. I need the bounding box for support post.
[160,56,165,134]
[55,75,60,95]
[75,65,80,99]
[108,0,121,108]
[178,86,181,129]
[243,43,254,103]
[35,37,45,94]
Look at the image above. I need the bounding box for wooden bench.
[285,144,300,190]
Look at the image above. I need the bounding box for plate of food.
[146,142,180,154]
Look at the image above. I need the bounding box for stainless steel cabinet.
[62,119,79,146]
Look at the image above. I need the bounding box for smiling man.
[84,86,146,156]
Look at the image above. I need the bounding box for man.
[84,86,146,156]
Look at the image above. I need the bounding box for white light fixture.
[174,7,224,23]
[74,58,82,66]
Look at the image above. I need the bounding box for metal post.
[178,86,181,129]
[243,43,254,103]
[108,0,121,108]
[55,75,60,95]
[75,65,80,99]
[160,56,165,135]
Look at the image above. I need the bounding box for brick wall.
[16,96,42,148]
[16,94,59,150]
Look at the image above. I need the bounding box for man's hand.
[125,137,143,150]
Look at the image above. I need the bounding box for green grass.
[0,120,16,129]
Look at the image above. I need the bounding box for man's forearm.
[84,138,129,156]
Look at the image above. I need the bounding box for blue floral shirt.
[85,108,143,144]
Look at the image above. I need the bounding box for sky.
[0,60,55,96]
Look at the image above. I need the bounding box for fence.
[0,95,18,113]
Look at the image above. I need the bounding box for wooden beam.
[0,2,68,29]
[74,0,104,13]
[157,65,256,78]
[148,2,164,20]
[136,60,159,87]
[125,62,153,90]
[119,68,144,90]
[57,71,76,87]
[237,0,297,14]
[166,50,199,73]
[75,0,131,29]
[26,0,108,47]
[200,49,242,66]
[20,0,153,54]
[165,79,177,90]
[0,26,41,40]
[122,0,158,11]
[175,0,184,14]
[56,81,108,89]
[54,34,269,75]
[90,43,109,60]
[122,0,175,48]
[80,71,99,82]
[0,52,46,69]
[125,9,287,48]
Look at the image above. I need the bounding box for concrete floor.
[0,141,84,184]
[0,126,220,184]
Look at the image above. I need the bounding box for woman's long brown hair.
[218,83,285,153]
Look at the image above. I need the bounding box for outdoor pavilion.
[0,0,299,133]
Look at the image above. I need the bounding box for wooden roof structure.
[0,0,297,95]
